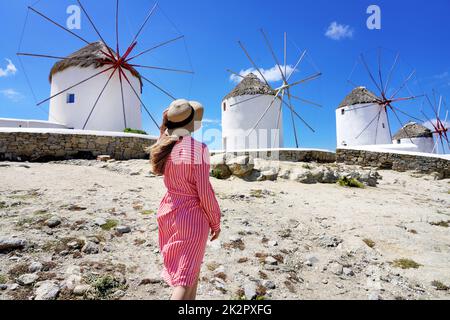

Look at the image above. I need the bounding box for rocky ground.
[0,159,449,300]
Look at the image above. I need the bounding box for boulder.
[226,155,254,178]
[0,238,27,253]
[17,274,39,286]
[210,154,232,180]
[34,281,60,300]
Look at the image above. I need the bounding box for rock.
[73,285,90,296]
[213,265,226,274]
[29,261,43,273]
[63,274,82,291]
[34,281,60,300]
[116,225,131,234]
[265,257,278,265]
[322,279,328,284]
[9,284,19,291]
[226,155,254,178]
[46,216,61,228]
[210,154,232,179]
[343,267,354,276]
[360,171,380,187]
[318,235,343,248]
[257,169,278,182]
[368,291,382,300]
[0,238,27,253]
[262,280,276,290]
[244,282,257,300]
[111,289,126,299]
[17,274,39,286]
[97,155,111,162]
[67,241,82,250]
[322,169,339,184]
[94,218,107,226]
[329,263,344,275]
[82,241,99,254]
[268,240,278,247]
[0,284,7,290]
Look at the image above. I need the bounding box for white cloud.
[0,89,23,102]
[325,22,354,40]
[229,65,296,84]
[0,59,17,77]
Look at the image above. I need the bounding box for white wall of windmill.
[392,137,436,154]
[222,95,283,151]
[336,103,391,148]
[48,66,142,132]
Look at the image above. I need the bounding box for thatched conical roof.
[338,86,379,109]
[49,41,143,89]
[223,73,276,101]
[393,122,433,140]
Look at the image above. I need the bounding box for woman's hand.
[210,229,220,241]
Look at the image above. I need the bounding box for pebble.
[73,285,91,296]
[322,279,328,284]
[244,282,257,300]
[17,274,39,286]
[368,291,382,300]
[35,281,60,300]
[9,284,19,291]
[63,275,82,291]
[0,238,27,253]
[46,216,62,228]
[268,240,278,247]
[329,263,344,275]
[262,280,276,290]
[111,290,126,299]
[82,242,99,254]
[343,268,355,276]
[265,257,278,265]
[29,261,43,273]
[0,284,7,290]
[116,226,131,234]
[94,218,107,226]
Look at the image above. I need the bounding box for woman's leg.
[171,286,189,300]
[189,277,199,300]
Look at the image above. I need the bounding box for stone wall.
[336,148,450,178]
[211,149,336,163]
[0,131,157,162]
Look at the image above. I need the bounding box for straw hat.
[166,99,204,136]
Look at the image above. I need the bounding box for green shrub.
[0,274,7,284]
[392,258,422,269]
[431,280,449,291]
[101,219,118,231]
[338,177,365,188]
[124,128,148,135]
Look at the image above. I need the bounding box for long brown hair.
[150,110,178,176]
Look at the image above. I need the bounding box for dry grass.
[392,258,422,269]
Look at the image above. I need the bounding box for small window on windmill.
[223,102,227,112]
[382,123,385,129]
[341,109,345,115]
[66,93,75,104]
[397,139,401,144]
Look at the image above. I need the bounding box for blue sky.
[0,0,449,151]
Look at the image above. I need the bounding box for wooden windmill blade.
[17,0,193,133]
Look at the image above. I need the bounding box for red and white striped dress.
[157,136,221,287]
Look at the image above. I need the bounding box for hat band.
[166,106,195,130]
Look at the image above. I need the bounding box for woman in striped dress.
[151,99,221,300]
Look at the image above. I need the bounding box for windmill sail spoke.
[389,105,424,123]
[384,53,400,95]
[279,95,315,133]
[355,109,382,140]
[238,41,271,87]
[248,89,282,136]
[230,94,264,107]
[83,68,118,129]
[37,66,115,106]
[345,103,380,113]
[374,109,382,144]
[360,53,383,95]
[130,2,158,46]
[226,69,245,80]
[119,68,160,130]
[118,68,128,129]
[140,75,176,101]
[377,48,385,96]
[389,104,414,144]
[126,35,185,62]
[116,0,120,55]
[16,52,67,60]
[28,6,90,46]
[289,95,322,108]
[286,89,300,147]
[129,64,194,74]
[390,70,416,99]
[260,29,288,83]
[77,0,116,60]
[288,72,322,88]
[287,49,307,82]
